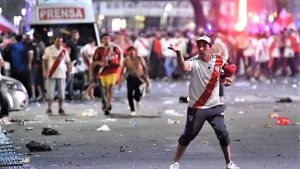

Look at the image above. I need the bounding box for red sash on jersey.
[192,56,223,108]
[139,38,148,50]
[48,49,66,78]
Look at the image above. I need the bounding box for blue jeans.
[164,57,177,78]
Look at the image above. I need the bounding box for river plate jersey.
[187,54,226,109]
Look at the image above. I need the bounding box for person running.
[119,46,150,116]
[93,33,123,115]
[168,35,240,169]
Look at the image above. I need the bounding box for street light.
[161,3,173,29]
[164,3,172,12]
[21,8,26,16]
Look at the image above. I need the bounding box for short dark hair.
[15,34,23,42]
[87,37,95,43]
[100,33,110,39]
[126,46,136,51]
[52,34,63,42]
[71,29,79,34]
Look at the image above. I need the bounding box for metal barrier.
[0,132,24,168]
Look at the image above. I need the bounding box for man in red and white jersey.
[133,32,150,63]
[168,35,240,169]
[42,35,72,116]
[92,33,123,116]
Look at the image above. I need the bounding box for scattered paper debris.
[264,122,272,128]
[129,121,138,127]
[97,125,110,132]
[200,139,209,144]
[21,157,31,163]
[167,119,180,124]
[251,85,257,90]
[120,145,127,152]
[77,109,98,117]
[26,127,34,130]
[100,118,117,122]
[269,112,279,118]
[163,100,175,104]
[65,118,76,122]
[234,98,245,102]
[164,109,183,117]
[238,111,245,115]
[294,122,300,125]
[292,84,297,89]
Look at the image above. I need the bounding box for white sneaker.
[130,111,137,116]
[169,162,179,169]
[0,117,12,125]
[226,161,240,169]
[83,94,91,100]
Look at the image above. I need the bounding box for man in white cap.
[168,35,240,169]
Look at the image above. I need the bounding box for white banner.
[31,4,95,24]
[36,0,92,5]
[95,1,194,17]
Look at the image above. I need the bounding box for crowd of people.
[0,27,299,117]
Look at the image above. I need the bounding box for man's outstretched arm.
[168,44,190,73]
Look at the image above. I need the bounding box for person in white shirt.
[42,35,72,115]
[80,37,97,100]
[133,32,150,63]
[243,34,258,79]
[254,33,271,81]
[282,30,297,77]
[161,32,176,79]
[268,34,282,80]
[168,35,240,169]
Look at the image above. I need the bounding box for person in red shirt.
[92,33,123,115]
[149,31,164,80]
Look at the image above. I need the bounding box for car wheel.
[0,94,9,118]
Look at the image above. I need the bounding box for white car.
[0,75,29,117]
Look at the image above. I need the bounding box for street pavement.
[1,77,300,169]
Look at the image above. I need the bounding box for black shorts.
[179,105,230,146]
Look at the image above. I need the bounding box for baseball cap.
[196,35,212,46]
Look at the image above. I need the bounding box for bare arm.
[141,57,150,83]
[42,59,48,79]
[118,59,126,82]
[28,50,34,70]
[117,59,127,90]
[0,53,4,67]
[66,61,72,80]
[168,44,190,73]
